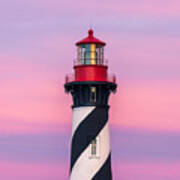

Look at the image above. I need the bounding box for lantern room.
[76,29,106,66]
[65,29,116,83]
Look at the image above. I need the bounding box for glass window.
[88,136,100,159]
[90,87,96,103]
[77,47,81,64]
[84,44,91,64]
[84,44,97,65]
[91,139,97,155]
[77,45,104,65]
[90,44,96,65]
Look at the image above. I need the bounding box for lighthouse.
[64,29,117,180]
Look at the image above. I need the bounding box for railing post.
[65,75,68,83]
[113,76,116,83]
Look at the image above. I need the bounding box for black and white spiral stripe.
[70,106,112,180]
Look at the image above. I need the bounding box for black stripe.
[70,106,109,171]
[92,154,112,180]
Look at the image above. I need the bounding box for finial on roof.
[88,29,93,36]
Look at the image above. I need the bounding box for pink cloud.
[25,0,180,17]
[100,0,180,17]
[0,79,71,121]
[110,80,180,132]
[3,0,180,23]
[0,161,68,180]
[106,35,180,67]
[112,161,180,179]
[0,54,72,134]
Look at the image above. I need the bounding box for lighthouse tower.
[65,29,117,180]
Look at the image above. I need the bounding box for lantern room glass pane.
[84,44,91,64]
[77,47,82,64]
[77,44,104,65]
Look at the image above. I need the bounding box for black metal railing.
[65,73,116,84]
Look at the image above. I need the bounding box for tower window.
[91,139,97,155]
[88,136,100,159]
[90,87,96,103]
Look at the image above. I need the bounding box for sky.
[0,0,180,179]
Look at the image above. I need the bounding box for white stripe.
[72,106,95,136]
[70,122,110,180]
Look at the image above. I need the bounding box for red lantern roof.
[76,29,106,46]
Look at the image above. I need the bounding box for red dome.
[76,29,106,46]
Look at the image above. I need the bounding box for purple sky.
[0,0,180,179]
